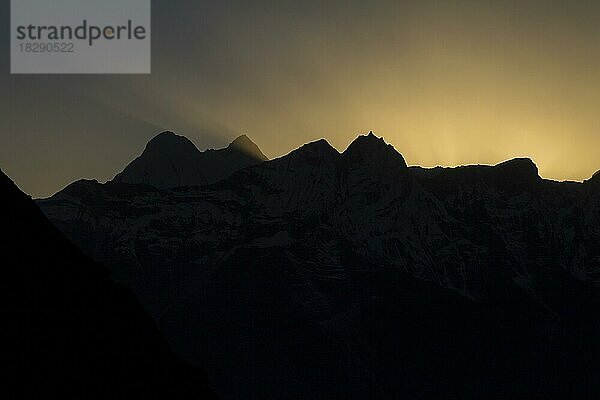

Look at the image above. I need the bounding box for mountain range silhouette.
[113,131,268,188]
[12,130,600,398]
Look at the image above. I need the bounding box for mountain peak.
[299,139,338,153]
[492,158,540,190]
[343,132,407,169]
[286,139,339,166]
[144,131,199,156]
[113,131,268,188]
[345,131,395,152]
[230,134,251,145]
[227,134,268,161]
[353,130,384,143]
[494,158,539,178]
[588,170,600,188]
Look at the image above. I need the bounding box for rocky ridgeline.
[38,131,600,399]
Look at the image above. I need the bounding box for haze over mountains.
[36,131,600,399]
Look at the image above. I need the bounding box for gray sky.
[2,0,600,197]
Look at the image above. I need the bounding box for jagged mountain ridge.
[113,131,268,188]
[38,132,600,399]
[1,169,217,399]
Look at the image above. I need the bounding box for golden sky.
[1,0,599,197]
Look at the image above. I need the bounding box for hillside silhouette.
[1,169,217,399]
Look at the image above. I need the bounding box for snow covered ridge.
[37,131,600,398]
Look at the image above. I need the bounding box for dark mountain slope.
[38,133,600,399]
[113,132,268,188]
[1,170,217,399]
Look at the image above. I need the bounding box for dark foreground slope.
[39,133,600,399]
[1,170,217,399]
